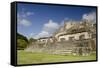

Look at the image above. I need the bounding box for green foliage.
[29,38,37,44]
[17,33,28,43]
[17,39,28,50]
[17,33,28,50]
[17,33,38,50]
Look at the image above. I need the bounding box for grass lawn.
[17,50,96,65]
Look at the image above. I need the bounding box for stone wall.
[58,32,91,41]
[25,39,95,56]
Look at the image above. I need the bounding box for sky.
[17,3,96,39]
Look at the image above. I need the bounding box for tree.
[29,38,37,44]
[17,33,28,50]
[17,39,28,50]
[17,33,28,43]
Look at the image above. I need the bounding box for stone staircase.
[25,40,92,55]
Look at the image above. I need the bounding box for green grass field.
[17,50,96,65]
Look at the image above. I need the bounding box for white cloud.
[82,12,96,23]
[26,12,34,16]
[33,31,51,39]
[33,20,60,39]
[36,31,50,38]
[18,19,31,26]
[17,11,34,27]
[20,11,34,18]
[21,12,34,17]
[43,20,60,33]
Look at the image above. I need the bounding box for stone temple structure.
[25,20,96,56]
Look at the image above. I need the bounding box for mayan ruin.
[25,20,96,56]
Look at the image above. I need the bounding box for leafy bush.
[17,39,28,50]
[17,33,28,50]
[29,38,37,44]
[17,33,28,43]
[17,33,37,50]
